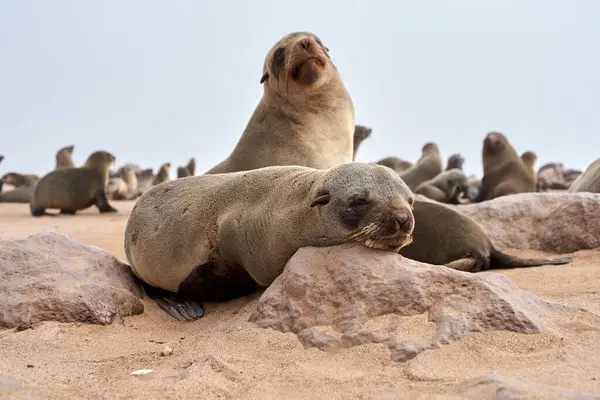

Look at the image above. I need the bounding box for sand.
[1,201,600,399]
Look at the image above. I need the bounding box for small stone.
[131,369,153,376]
[160,345,173,356]
[26,364,33,368]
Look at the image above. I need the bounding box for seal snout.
[394,210,411,230]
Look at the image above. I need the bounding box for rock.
[417,192,600,253]
[250,244,587,362]
[0,230,144,329]
[160,345,173,356]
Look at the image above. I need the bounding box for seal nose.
[394,211,411,230]
[300,39,311,51]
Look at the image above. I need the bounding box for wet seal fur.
[55,145,75,169]
[205,31,354,174]
[30,151,118,216]
[353,125,372,160]
[399,142,443,190]
[414,168,468,204]
[569,159,600,193]
[476,132,535,201]
[124,162,416,321]
[399,200,572,272]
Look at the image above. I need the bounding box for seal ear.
[310,191,331,207]
[260,71,269,84]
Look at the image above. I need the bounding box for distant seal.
[568,159,600,193]
[520,151,538,188]
[476,132,535,201]
[0,172,40,188]
[464,176,482,202]
[399,200,572,271]
[55,145,75,169]
[0,173,40,203]
[152,162,171,185]
[135,168,155,196]
[414,168,469,204]
[537,162,566,191]
[205,31,354,174]
[30,150,118,216]
[124,162,415,321]
[445,153,464,171]
[399,142,443,190]
[107,166,138,200]
[353,125,372,160]
[0,154,3,165]
[376,157,413,173]
[177,158,196,178]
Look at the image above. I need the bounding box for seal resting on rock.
[124,162,416,321]
[414,168,468,204]
[55,145,75,169]
[205,31,354,174]
[399,142,443,190]
[30,150,118,216]
[399,200,572,272]
[520,151,538,188]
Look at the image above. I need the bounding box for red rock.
[0,230,143,329]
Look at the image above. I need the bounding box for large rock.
[418,192,600,253]
[250,244,587,362]
[0,230,144,329]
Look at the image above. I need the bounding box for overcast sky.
[1,0,598,178]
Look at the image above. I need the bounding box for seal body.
[414,168,468,204]
[476,132,535,201]
[176,158,196,178]
[152,163,171,186]
[445,153,464,171]
[520,151,538,188]
[205,32,354,174]
[399,200,571,272]
[30,151,118,216]
[125,162,415,321]
[107,166,138,200]
[55,145,75,169]
[377,157,413,173]
[537,162,566,191]
[568,159,600,193]
[399,142,443,190]
[0,173,40,203]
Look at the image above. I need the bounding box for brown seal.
[376,157,413,173]
[520,151,538,188]
[124,162,415,321]
[0,173,40,203]
[30,150,118,216]
[353,125,372,160]
[399,200,572,272]
[177,158,196,178]
[414,168,469,204]
[568,159,600,193]
[55,145,75,169]
[107,166,138,200]
[398,142,443,190]
[136,168,155,195]
[445,153,464,171]
[537,162,566,191]
[205,32,354,174]
[152,162,171,186]
[476,132,535,201]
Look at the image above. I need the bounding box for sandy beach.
[1,200,600,399]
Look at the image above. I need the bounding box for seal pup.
[107,166,138,200]
[376,157,413,173]
[124,162,415,321]
[399,200,572,272]
[520,151,538,188]
[568,159,600,193]
[445,153,464,171]
[353,125,372,160]
[30,150,118,216]
[414,168,469,204]
[152,163,171,186]
[177,158,196,178]
[55,145,75,169]
[398,142,444,190]
[476,132,535,201]
[205,31,354,174]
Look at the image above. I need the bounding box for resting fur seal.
[30,150,118,216]
[152,163,171,186]
[399,200,572,272]
[177,158,196,178]
[476,132,535,201]
[55,145,75,169]
[124,162,415,321]
[205,32,354,174]
[377,157,413,173]
[414,168,468,204]
[445,153,464,171]
[568,159,600,193]
[353,125,372,160]
[135,168,155,195]
[0,173,39,203]
[107,166,138,200]
[399,142,443,190]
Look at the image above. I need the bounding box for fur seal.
[177,158,196,178]
[152,163,171,185]
[136,168,155,195]
[445,153,464,171]
[107,166,138,200]
[520,151,538,188]
[0,173,39,203]
[399,200,572,272]
[414,168,469,204]
[568,159,600,193]
[353,125,372,160]
[376,157,413,173]
[55,145,75,169]
[398,142,443,190]
[205,32,354,174]
[124,162,415,321]
[30,150,118,216]
[537,162,566,191]
[476,132,535,201]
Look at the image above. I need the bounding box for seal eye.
[274,47,285,65]
[408,197,415,207]
[310,190,331,208]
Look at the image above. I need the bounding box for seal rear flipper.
[488,248,572,270]
[141,282,205,321]
[445,257,488,273]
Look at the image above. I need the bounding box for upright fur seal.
[353,125,372,160]
[476,132,535,201]
[55,145,75,169]
[445,153,464,171]
[124,162,415,321]
[568,159,600,193]
[376,157,413,173]
[152,163,171,186]
[399,142,443,190]
[520,151,538,188]
[205,32,354,174]
[107,166,138,200]
[399,200,572,272]
[414,168,468,204]
[30,151,118,216]
[177,158,196,178]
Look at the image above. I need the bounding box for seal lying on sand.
[205,31,354,174]
[399,200,572,272]
[30,151,118,216]
[124,162,415,321]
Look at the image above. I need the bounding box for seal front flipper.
[95,193,118,213]
[141,283,205,321]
